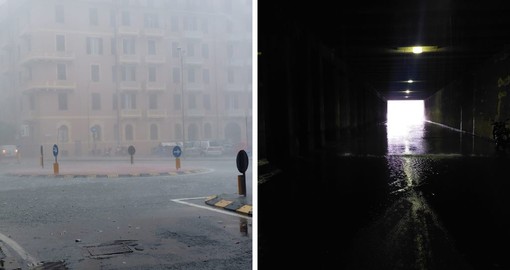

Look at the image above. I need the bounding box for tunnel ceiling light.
[396,46,439,54]
[407,79,414,83]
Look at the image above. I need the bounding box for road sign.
[172,146,182,158]
[128,145,135,155]
[52,144,59,157]
[236,150,249,174]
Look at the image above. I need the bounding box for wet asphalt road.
[0,158,252,269]
[259,120,510,270]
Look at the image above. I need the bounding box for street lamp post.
[178,47,185,155]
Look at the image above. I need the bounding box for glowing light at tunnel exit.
[387,100,425,125]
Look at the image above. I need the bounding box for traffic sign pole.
[173,146,182,170]
[236,150,249,196]
[53,144,59,175]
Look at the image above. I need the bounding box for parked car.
[203,141,224,156]
[0,145,18,160]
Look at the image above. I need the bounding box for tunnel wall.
[258,22,387,170]
[425,46,510,140]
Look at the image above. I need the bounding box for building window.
[225,94,238,110]
[171,16,179,32]
[144,14,159,28]
[56,35,65,52]
[188,93,196,109]
[112,65,117,82]
[111,38,117,54]
[121,92,136,109]
[55,5,64,23]
[58,125,69,142]
[122,11,130,26]
[227,68,234,83]
[227,43,234,59]
[150,124,158,140]
[149,93,157,109]
[202,69,209,84]
[91,65,100,82]
[188,67,195,83]
[112,93,118,110]
[172,68,180,83]
[121,65,136,81]
[122,38,136,54]
[148,66,156,82]
[125,124,134,141]
[57,63,67,80]
[201,44,209,58]
[29,93,35,110]
[91,93,101,110]
[110,10,116,27]
[174,94,181,110]
[147,40,156,55]
[201,19,208,33]
[58,93,68,110]
[86,37,103,55]
[203,94,211,110]
[172,42,180,57]
[186,43,194,57]
[89,8,98,25]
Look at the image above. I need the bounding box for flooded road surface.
[259,120,509,269]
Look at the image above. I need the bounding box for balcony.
[146,109,167,118]
[183,56,203,66]
[23,81,77,92]
[187,109,205,117]
[145,82,166,91]
[183,30,203,40]
[184,83,204,92]
[144,55,165,64]
[119,54,140,63]
[121,109,142,118]
[118,27,140,36]
[142,28,165,37]
[224,109,246,117]
[20,51,75,65]
[119,81,142,90]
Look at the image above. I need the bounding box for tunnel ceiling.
[259,1,510,100]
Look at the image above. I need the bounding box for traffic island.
[205,193,252,216]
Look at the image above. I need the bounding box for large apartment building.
[0,0,252,157]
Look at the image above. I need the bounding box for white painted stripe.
[172,197,252,219]
[0,232,38,265]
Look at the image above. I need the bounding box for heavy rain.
[0,0,253,269]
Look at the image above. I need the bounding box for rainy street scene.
[0,156,252,270]
[0,0,253,269]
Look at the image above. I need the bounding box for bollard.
[238,174,246,196]
[176,157,181,170]
[53,162,59,175]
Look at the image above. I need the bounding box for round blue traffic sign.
[172,146,182,158]
[53,144,59,157]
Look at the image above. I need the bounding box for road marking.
[172,197,252,219]
[0,232,38,265]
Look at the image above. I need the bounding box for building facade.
[0,0,252,157]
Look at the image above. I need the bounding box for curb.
[205,194,252,217]
[5,168,211,178]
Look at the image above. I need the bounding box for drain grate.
[85,240,137,257]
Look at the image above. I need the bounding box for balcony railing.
[121,109,142,118]
[145,82,166,91]
[119,81,141,90]
[146,109,167,118]
[23,81,77,92]
[20,51,75,64]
